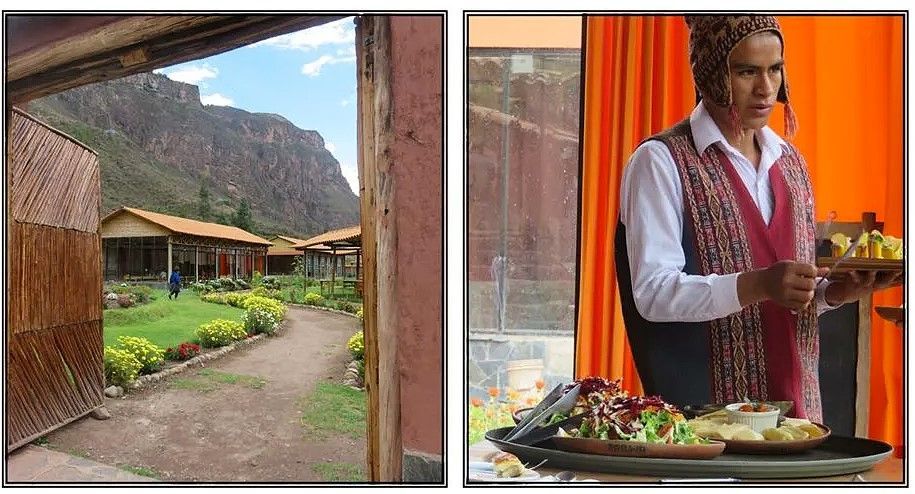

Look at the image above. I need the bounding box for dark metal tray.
[485,426,893,479]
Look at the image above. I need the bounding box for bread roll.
[492,452,524,478]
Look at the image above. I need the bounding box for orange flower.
[471,397,483,407]
[487,387,499,398]
[506,388,520,403]
[525,396,538,406]
[535,379,545,390]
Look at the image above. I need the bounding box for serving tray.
[485,426,892,479]
[816,257,903,278]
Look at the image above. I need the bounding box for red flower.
[471,397,483,407]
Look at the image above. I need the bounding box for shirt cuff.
[816,278,842,314]
[712,272,743,318]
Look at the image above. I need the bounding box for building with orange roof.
[101,206,272,282]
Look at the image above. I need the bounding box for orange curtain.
[577,15,903,448]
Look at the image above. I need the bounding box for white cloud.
[252,17,355,52]
[200,93,235,107]
[325,141,336,153]
[159,64,219,86]
[340,99,350,107]
[340,162,360,195]
[301,54,355,77]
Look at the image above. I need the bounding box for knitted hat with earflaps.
[685,15,797,138]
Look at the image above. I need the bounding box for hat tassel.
[784,102,798,139]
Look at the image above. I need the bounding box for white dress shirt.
[619,102,838,323]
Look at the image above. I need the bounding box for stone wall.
[468,332,574,401]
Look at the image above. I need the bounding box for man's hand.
[824,270,904,306]
[737,260,826,310]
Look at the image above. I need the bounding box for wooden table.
[468,440,903,483]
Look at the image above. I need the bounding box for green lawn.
[103,291,245,348]
[299,383,367,440]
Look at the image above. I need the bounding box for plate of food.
[818,231,904,279]
[468,452,541,482]
[550,395,725,460]
[688,407,831,454]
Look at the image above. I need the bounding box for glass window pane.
[468,45,582,412]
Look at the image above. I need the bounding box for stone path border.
[290,303,361,320]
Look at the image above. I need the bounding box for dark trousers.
[169,283,180,299]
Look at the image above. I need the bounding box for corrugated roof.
[103,206,273,246]
[295,225,361,249]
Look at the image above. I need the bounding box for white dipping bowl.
[725,403,779,433]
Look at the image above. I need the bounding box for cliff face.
[27,72,360,237]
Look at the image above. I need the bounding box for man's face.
[727,32,784,130]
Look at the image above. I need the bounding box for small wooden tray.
[875,306,904,325]
[817,257,903,278]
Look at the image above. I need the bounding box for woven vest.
[615,119,821,421]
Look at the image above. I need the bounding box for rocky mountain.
[25,72,360,238]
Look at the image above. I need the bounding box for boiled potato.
[798,423,824,438]
[762,427,793,441]
[779,425,810,440]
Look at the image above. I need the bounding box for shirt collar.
[688,101,786,163]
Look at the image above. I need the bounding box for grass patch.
[119,464,160,479]
[299,383,366,440]
[310,461,366,482]
[169,378,218,393]
[170,370,266,393]
[104,292,245,348]
[67,447,90,459]
[32,436,49,446]
[198,369,267,389]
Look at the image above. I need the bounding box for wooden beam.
[358,15,402,481]
[7,15,344,105]
[855,296,873,437]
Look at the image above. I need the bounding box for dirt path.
[42,307,366,481]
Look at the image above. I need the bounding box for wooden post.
[855,296,873,437]
[331,246,337,296]
[356,251,362,280]
[167,237,173,282]
[358,15,402,481]
[195,246,199,282]
[215,247,220,278]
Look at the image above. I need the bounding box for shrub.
[244,307,280,335]
[190,282,212,294]
[338,301,358,314]
[347,330,365,361]
[261,276,280,290]
[356,308,364,323]
[201,292,228,305]
[236,279,250,290]
[217,277,236,291]
[104,346,142,386]
[303,292,324,306]
[225,292,248,308]
[164,342,201,361]
[251,271,264,288]
[242,296,286,321]
[117,293,135,308]
[195,319,247,348]
[116,336,165,374]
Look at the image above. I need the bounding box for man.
[168,269,181,300]
[615,15,901,421]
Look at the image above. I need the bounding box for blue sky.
[153,17,359,194]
